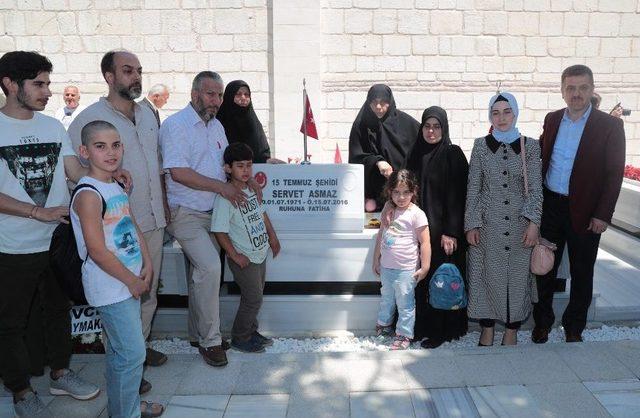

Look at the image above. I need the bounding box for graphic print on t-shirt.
[104,194,142,271]
[382,220,403,248]
[238,193,269,251]
[0,142,62,206]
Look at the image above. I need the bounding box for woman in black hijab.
[406,106,469,348]
[349,84,420,212]
[217,80,276,163]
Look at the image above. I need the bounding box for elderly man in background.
[68,50,169,393]
[140,84,170,128]
[54,85,86,129]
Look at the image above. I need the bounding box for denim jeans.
[377,267,416,339]
[98,297,145,418]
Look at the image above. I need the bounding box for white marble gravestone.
[240,164,378,282]
[252,163,364,233]
[160,163,377,290]
[239,163,376,282]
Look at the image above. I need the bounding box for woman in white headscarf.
[464,92,542,346]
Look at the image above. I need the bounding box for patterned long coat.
[464,135,543,323]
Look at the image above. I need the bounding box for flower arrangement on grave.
[624,165,640,181]
[71,332,105,354]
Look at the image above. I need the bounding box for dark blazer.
[139,97,160,128]
[540,108,626,233]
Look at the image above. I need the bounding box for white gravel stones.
[149,325,640,354]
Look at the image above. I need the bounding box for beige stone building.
[1,0,638,164]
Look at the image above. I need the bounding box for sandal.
[390,335,411,350]
[140,400,164,417]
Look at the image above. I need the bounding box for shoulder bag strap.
[520,136,528,197]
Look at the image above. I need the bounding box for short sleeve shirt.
[380,204,429,270]
[160,104,228,212]
[211,189,269,264]
[0,112,75,254]
[68,98,166,233]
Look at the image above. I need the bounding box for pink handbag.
[530,237,557,275]
[520,136,557,275]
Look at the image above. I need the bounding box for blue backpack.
[429,263,467,310]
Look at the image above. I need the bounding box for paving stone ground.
[3,340,640,417]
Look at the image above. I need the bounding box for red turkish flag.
[334,143,342,164]
[300,95,318,139]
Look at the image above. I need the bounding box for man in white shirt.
[139,84,169,128]
[68,50,169,379]
[160,71,249,367]
[54,85,86,130]
[0,51,100,418]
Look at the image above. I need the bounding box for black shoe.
[531,327,550,344]
[191,339,231,350]
[30,369,45,377]
[139,378,152,395]
[145,347,168,367]
[420,338,444,349]
[564,329,583,343]
[231,337,265,353]
[252,331,273,347]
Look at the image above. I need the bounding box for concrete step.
[151,291,596,338]
[601,227,640,268]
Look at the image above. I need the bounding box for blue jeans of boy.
[98,297,145,418]
[377,267,416,339]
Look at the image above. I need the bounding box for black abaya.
[348,84,420,208]
[217,80,271,163]
[406,106,469,342]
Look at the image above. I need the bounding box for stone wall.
[0,0,271,137]
[1,0,639,165]
[318,0,640,165]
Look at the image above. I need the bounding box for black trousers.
[533,188,601,334]
[0,252,72,393]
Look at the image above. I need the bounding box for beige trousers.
[140,228,165,341]
[166,206,222,347]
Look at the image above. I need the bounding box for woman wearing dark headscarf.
[217,80,279,164]
[465,92,542,346]
[349,84,420,212]
[405,106,469,348]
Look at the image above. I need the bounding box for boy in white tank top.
[70,121,163,418]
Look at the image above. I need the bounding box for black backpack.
[49,184,106,306]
